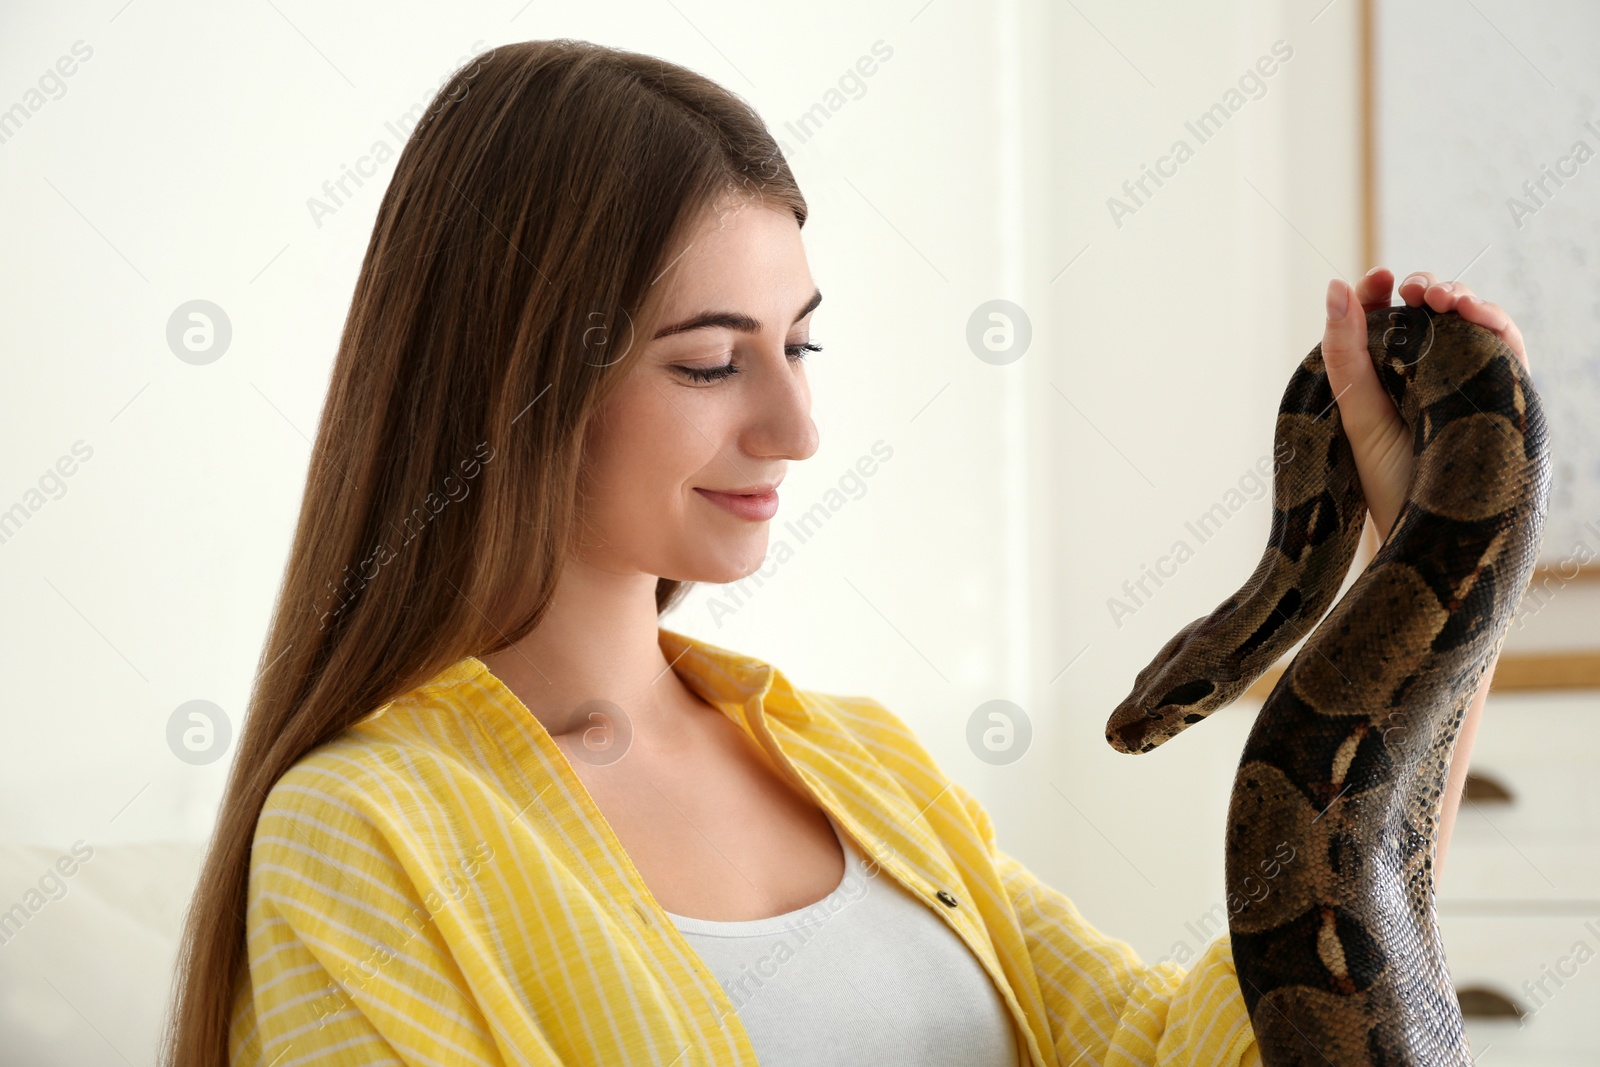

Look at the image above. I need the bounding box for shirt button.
[936,889,959,908]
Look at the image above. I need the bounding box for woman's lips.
[694,486,779,521]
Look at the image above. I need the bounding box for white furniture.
[1441,687,1600,1065]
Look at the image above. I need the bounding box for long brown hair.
[161,38,807,1065]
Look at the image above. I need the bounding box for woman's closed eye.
[675,342,822,384]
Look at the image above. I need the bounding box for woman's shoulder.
[244,693,512,927]
[249,665,508,860]
[255,729,409,829]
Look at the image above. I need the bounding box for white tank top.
[664,815,1022,1066]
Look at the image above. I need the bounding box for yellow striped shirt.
[229,626,1260,1066]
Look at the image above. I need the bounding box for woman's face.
[575,194,821,585]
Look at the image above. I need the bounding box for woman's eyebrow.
[651,287,822,340]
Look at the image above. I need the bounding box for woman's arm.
[1355,511,1494,881]
[235,762,562,1067]
[1435,651,1494,877]
[942,776,1262,1067]
[1322,268,1527,886]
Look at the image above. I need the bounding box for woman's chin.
[680,542,772,585]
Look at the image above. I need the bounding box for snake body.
[1104,305,1550,1065]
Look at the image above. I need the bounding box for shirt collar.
[402,627,813,733]
[656,626,812,731]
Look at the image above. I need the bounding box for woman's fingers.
[1357,266,1395,312]
[1457,294,1530,369]
[1398,271,1439,306]
[1323,276,1414,538]
[1426,280,1466,313]
[1395,271,1530,369]
[1323,279,1401,440]
[1323,267,1530,540]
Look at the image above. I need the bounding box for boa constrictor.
[1104,304,1551,1065]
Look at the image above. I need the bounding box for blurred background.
[2,0,1598,1063]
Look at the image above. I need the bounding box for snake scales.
[1104,304,1551,1065]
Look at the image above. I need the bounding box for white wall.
[0,0,1363,982]
[1020,0,1368,962]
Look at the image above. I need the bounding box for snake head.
[1104,611,1243,754]
[1105,677,1220,754]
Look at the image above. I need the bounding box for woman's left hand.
[1319,267,1531,542]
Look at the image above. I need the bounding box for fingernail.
[1402,274,1426,289]
[1326,279,1348,320]
[1363,265,1383,277]
[1438,281,1454,293]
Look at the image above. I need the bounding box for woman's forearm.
[1434,651,1495,879]
[1358,510,1494,880]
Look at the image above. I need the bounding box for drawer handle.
[1462,771,1514,804]
[1455,985,1525,1020]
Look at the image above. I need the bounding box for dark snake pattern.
[1105,305,1551,1065]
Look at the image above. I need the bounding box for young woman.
[162,37,1528,1067]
